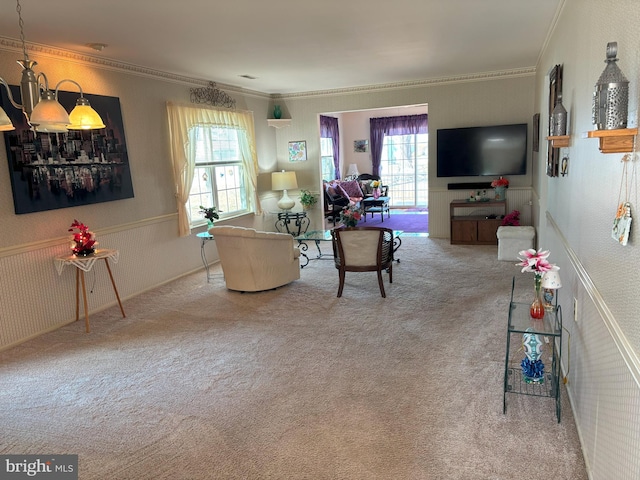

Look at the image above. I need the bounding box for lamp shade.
[0,106,15,131]
[272,171,298,211]
[541,270,562,289]
[346,164,359,178]
[272,171,298,191]
[29,90,70,129]
[67,97,106,130]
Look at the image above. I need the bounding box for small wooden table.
[54,249,126,332]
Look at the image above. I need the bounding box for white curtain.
[166,102,261,237]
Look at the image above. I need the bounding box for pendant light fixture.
[0,0,106,133]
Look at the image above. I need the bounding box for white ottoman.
[497,226,535,261]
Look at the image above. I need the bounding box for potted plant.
[299,190,317,210]
[199,205,221,227]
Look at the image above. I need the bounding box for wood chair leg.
[388,263,393,284]
[337,269,345,297]
[377,270,386,298]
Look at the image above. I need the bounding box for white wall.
[535,0,640,478]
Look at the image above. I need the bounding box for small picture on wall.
[354,140,368,153]
[288,141,307,162]
[532,113,540,152]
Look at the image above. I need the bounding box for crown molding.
[271,67,536,100]
[0,36,269,99]
[0,36,534,101]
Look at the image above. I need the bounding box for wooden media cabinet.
[450,199,506,245]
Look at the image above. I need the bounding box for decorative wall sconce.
[0,0,105,133]
[592,42,629,130]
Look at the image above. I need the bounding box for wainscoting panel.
[429,188,533,238]
[0,216,209,350]
[546,213,640,479]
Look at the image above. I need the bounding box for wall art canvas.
[1,86,134,214]
[354,139,368,152]
[288,140,307,162]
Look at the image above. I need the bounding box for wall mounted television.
[436,123,527,177]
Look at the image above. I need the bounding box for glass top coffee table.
[295,229,403,268]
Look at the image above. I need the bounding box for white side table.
[54,249,126,332]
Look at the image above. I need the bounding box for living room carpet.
[360,211,429,233]
[0,237,587,479]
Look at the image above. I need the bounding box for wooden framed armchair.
[331,226,394,297]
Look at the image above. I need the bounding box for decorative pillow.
[340,180,364,198]
[336,184,351,199]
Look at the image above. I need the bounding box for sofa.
[209,226,300,292]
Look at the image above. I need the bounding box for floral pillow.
[340,180,364,198]
[359,180,373,195]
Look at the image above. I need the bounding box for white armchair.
[209,226,300,292]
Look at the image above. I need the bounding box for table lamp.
[541,270,562,310]
[346,164,359,179]
[272,170,298,211]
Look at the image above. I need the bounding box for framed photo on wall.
[533,113,540,152]
[288,140,307,162]
[354,139,368,152]
[0,86,134,214]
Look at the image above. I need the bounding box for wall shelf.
[267,119,292,129]
[546,135,570,148]
[587,128,638,154]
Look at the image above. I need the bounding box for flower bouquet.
[491,177,509,188]
[491,177,509,200]
[516,248,559,319]
[69,220,97,256]
[340,207,363,227]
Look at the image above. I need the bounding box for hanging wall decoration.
[611,154,634,246]
[547,64,563,177]
[1,87,134,214]
[190,81,236,109]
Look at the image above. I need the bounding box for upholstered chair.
[331,226,393,298]
[210,226,300,292]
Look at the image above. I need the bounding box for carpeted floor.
[0,237,587,479]
[349,211,429,233]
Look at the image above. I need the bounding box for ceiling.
[0,0,562,95]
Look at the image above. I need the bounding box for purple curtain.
[320,115,341,179]
[369,114,428,176]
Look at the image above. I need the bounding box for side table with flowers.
[491,176,509,201]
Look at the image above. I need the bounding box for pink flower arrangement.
[69,220,97,256]
[340,207,363,227]
[491,176,509,188]
[502,210,520,226]
[516,248,560,293]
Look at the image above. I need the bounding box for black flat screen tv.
[436,123,527,177]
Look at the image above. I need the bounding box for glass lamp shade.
[29,90,70,129]
[68,98,106,130]
[35,122,70,133]
[0,107,15,131]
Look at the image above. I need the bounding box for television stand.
[450,199,506,245]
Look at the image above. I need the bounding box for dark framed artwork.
[532,113,540,152]
[1,86,134,214]
[547,65,563,177]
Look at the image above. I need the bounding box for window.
[320,137,335,181]
[187,126,249,225]
[379,133,428,207]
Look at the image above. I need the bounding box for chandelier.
[0,0,105,133]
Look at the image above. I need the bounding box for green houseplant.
[299,190,318,210]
